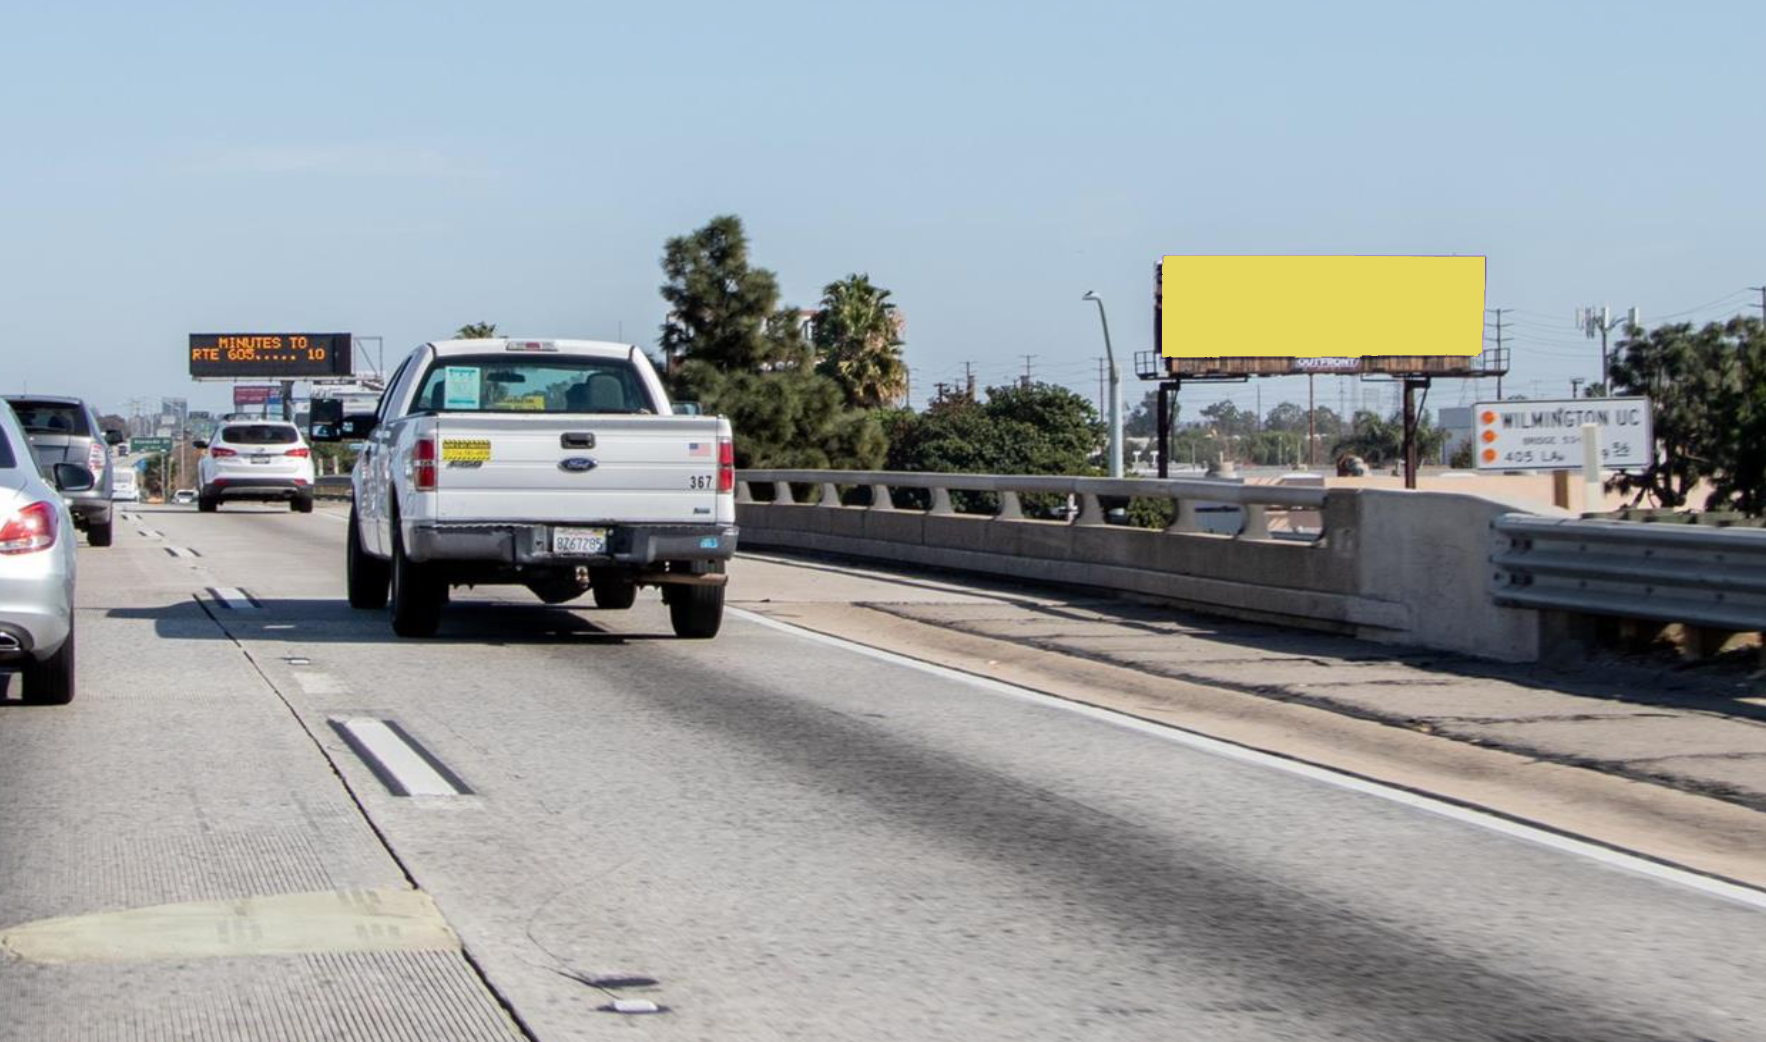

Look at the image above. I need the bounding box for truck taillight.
[717,438,734,493]
[412,437,437,491]
[0,501,58,555]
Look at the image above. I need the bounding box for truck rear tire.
[389,528,444,638]
[591,574,637,610]
[22,623,75,705]
[667,563,724,639]
[346,506,390,610]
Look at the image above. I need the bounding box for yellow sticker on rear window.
[441,439,491,463]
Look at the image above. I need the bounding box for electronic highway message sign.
[188,333,352,379]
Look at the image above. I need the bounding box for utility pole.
[1577,305,1640,394]
[1487,308,1510,400]
[1750,285,1765,325]
[1021,354,1036,388]
[963,361,976,399]
[1570,377,1585,399]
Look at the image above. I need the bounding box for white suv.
[195,422,317,513]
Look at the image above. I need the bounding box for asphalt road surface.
[3,502,1765,1041]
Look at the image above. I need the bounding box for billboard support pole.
[1401,377,1430,490]
[1156,380,1179,479]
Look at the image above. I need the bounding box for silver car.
[0,402,86,704]
[3,395,116,547]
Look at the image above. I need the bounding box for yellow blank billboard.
[1160,255,1486,358]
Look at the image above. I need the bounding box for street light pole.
[1081,291,1124,478]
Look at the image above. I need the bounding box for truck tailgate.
[428,415,723,524]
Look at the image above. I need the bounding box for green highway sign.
[132,437,172,453]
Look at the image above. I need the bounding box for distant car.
[111,469,139,502]
[172,489,198,505]
[0,401,86,704]
[195,422,316,513]
[3,395,115,547]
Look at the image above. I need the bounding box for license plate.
[552,527,607,555]
[250,455,272,464]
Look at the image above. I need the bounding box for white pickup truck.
[313,338,737,639]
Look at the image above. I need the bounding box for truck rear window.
[410,356,656,415]
[6,400,91,436]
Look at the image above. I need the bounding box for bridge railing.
[738,469,1326,540]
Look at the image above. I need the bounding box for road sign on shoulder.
[131,437,172,454]
[1472,397,1652,472]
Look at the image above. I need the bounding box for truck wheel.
[346,505,390,610]
[389,528,444,638]
[591,574,637,610]
[667,564,724,639]
[87,518,113,547]
[22,622,75,705]
[292,494,314,514]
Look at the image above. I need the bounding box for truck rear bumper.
[406,522,738,566]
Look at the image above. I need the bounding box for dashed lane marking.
[330,718,473,797]
[165,546,200,558]
[206,587,262,611]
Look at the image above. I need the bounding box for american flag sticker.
[688,442,711,457]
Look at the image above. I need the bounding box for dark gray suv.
[3,396,117,547]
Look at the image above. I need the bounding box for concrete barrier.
[737,470,1555,663]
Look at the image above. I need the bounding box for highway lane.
[11,501,1766,1041]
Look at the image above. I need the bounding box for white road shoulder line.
[329,718,470,797]
[729,606,1766,913]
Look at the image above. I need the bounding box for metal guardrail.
[738,469,1326,539]
[1493,515,1766,631]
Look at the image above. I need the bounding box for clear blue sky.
[3,0,1761,422]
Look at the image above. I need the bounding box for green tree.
[658,215,881,469]
[1124,389,1179,438]
[888,383,1102,476]
[1607,318,1753,510]
[813,274,908,409]
[1713,320,1766,514]
[455,322,498,339]
[1330,409,1449,467]
[659,215,807,373]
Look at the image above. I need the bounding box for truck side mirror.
[51,463,95,493]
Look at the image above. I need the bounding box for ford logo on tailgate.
[558,456,598,473]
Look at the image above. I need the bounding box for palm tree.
[812,275,907,409]
[455,322,498,339]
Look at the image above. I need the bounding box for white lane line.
[329,718,471,797]
[165,546,200,558]
[206,587,260,611]
[730,607,1766,913]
